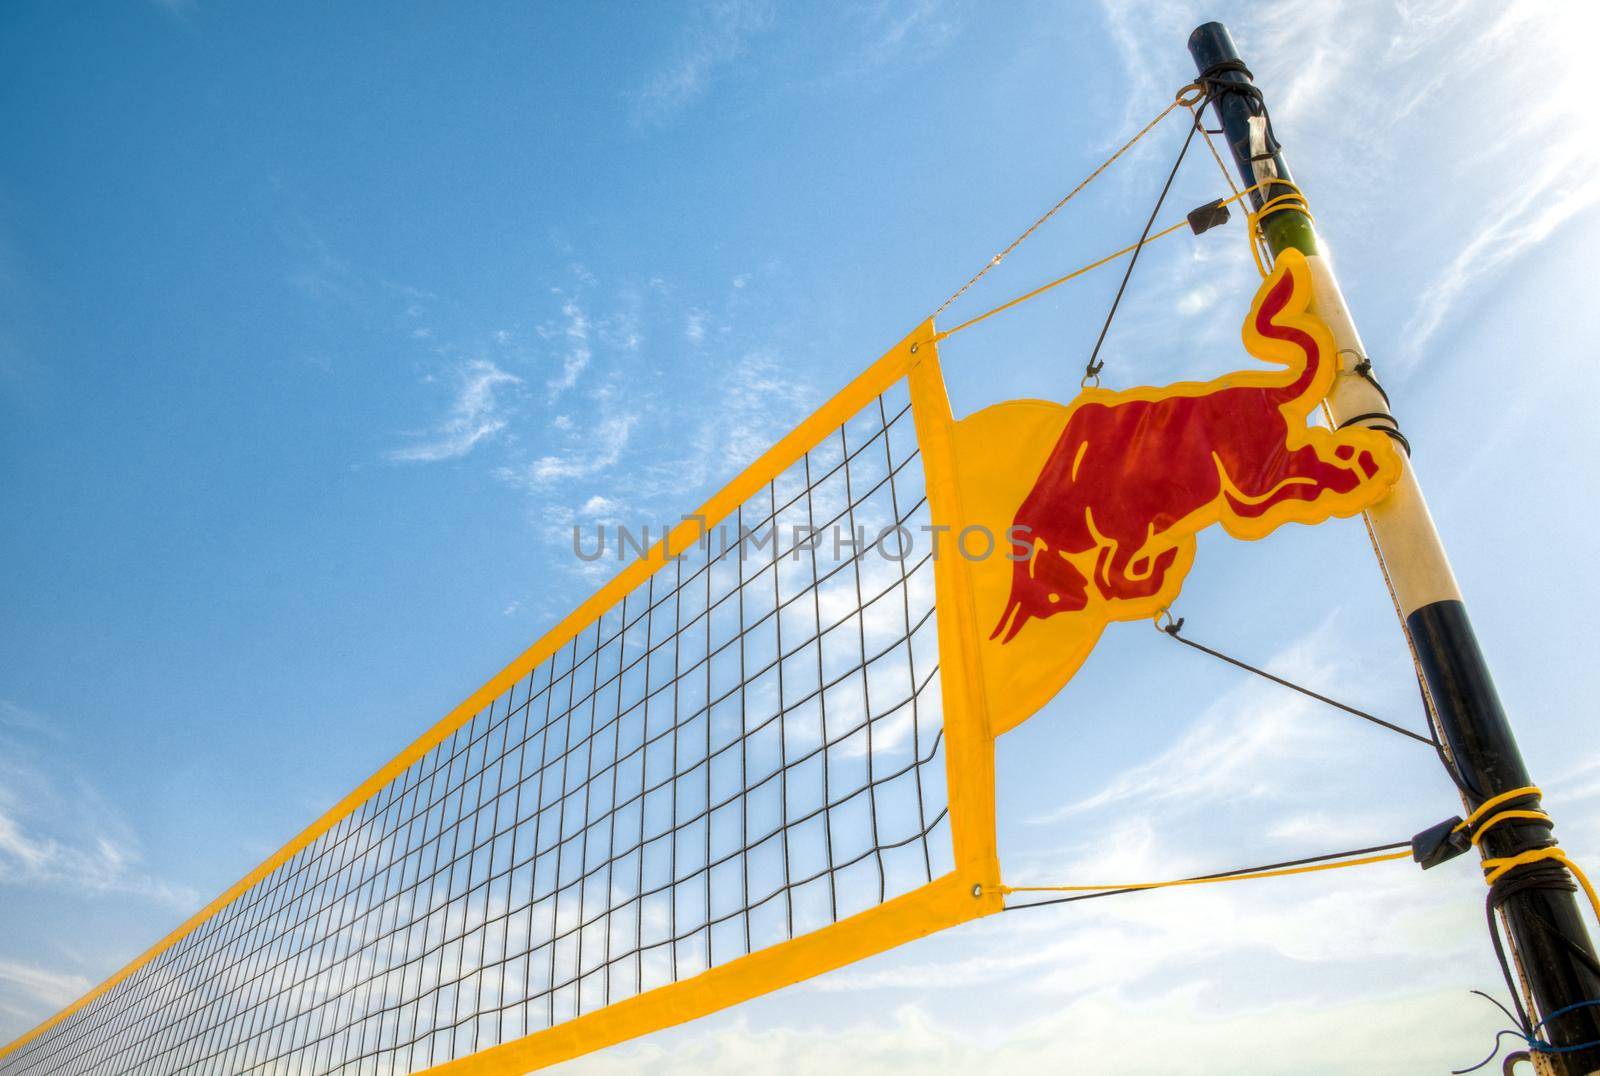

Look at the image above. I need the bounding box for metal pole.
[1189,21,1600,1072]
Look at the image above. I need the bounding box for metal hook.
[1153,608,1184,635]
[1335,346,1366,371]
[1501,1050,1532,1075]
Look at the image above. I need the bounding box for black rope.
[1348,356,1393,409]
[1001,840,1411,912]
[1332,350,1412,455]
[1336,411,1412,456]
[1157,617,1435,745]
[1452,1025,1533,1075]
[1530,905,1600,980]
[1083,106,1204,384]
[1159,615,1482,798]
[1487,896,1536,1038]
[1195,58,1283,166]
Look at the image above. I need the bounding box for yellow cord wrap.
[996,850,1411,897]
[1244,178,1312,278]
[1452,785,1600,924]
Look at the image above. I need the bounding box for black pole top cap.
[1188,21,1240,70]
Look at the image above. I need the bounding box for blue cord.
[1531,997,1600,1036]
[1531,1035,1600,1055]
[1527,998,1600,1054]
[1454,995,1600,1072]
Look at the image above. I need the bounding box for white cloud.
[1402,167,1600,355]
[0,704,195,910]
[855,0,959,64]
[0,700,52,737]
[545,297,593,397]
[563,983,1492,1075]
[284,218,358,307]
[578,495,627,522]
[1174,283,1216,316]
[685,310,708,347]
[675,351,813,490]
[0,958,90,1025]
[1028,620,1353,825]
[500,413,639,488]
[630,0,774,124]
[386,360,522,463]
[1088,0,1600,380]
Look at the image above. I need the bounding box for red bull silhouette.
[986,248,1401,645]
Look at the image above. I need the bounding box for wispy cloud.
[1028,618,1353,825]
[667,351,812,493]
[685,310,708,347]
[630,0,775,124]
[576,494,629,523]
[0,959,89,1012]
[576,978,1491,1075]
[284,218,359,307]
[864,0,959,56]
[0,700,54,738]
[1116,0,1600,372]
[543,296,593,397]
[1402,167,1600,355]
[498,412,639,488]
[0,812,181,905]
[0,703,195,909]
[386,360,521,463]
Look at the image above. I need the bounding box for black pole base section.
[1409,599,1600,1070]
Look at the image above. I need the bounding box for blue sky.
[2,0,1599,1072]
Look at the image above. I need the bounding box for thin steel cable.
[1083,111,1202,385]
[1189,102,1242,200]
[932,94,1191,318]
[1157,619,1436,746]
[1002,841,1412,911]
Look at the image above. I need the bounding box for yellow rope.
[995,849,1410,896]
[1451,785,1600,924]
[932,219,1190,342]
[930,88,1319,343]
[933,85,1200,318]
[1459,786,1544,833]
[1189,103,1242,200]
[1485,849,1600,918]
[933,181,1273,344]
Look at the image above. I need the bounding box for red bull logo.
[946,247,1401,733]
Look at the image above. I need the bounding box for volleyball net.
[0,321,1007,1076]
